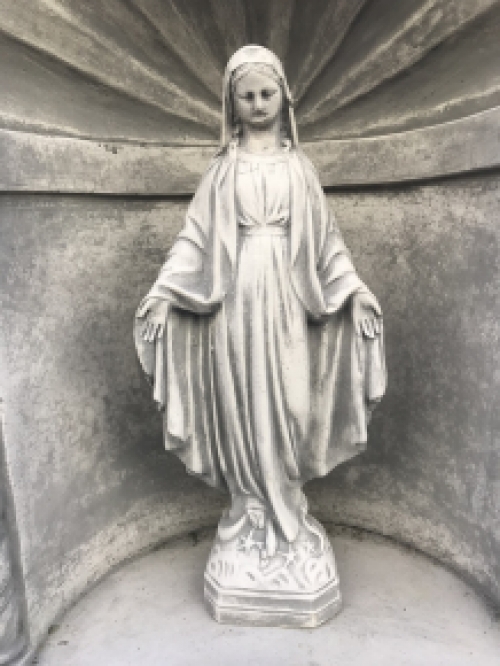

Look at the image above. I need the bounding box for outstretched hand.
[137,298,170,342]
[352,290,382,339]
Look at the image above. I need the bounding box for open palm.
[352,290,382,338]
[137,298,170,342]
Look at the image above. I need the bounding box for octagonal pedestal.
[204,574,341,628]
[204,512,342,628]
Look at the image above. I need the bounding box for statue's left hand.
[352,290,382,339]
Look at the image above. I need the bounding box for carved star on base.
[237,530,260,554]
[303,541,319,557]
[283,547,298,567]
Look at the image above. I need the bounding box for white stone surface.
[36,529,500,666]
[205,514,341,627]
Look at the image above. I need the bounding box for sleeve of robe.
[133,155,237,490]
[133,156,233,409]
[296,152,387,480]
[133,150,387,488]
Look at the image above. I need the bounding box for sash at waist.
[239,225,289,237]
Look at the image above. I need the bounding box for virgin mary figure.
[135,45,386,624]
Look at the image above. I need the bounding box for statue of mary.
[134,45,386,627]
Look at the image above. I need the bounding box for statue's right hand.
[138,298,170,342]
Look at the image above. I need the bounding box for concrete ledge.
[311,106,500,187]
[36,528,500,666]
[1,107,500,195]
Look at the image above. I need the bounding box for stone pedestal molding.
[204,512,342,628]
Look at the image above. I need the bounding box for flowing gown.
[135,147,386,544]
[213,150,309,541]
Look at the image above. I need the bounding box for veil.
[221,45,299,148]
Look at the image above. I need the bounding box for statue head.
[222,45,298,148]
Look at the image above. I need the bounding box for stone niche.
[0,1,499,663]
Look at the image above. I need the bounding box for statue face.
[233,70,283,131]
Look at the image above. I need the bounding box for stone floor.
[35,528,500,666]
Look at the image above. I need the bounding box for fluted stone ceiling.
[0,0,499,191]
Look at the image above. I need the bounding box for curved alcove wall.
[0,1,499,661]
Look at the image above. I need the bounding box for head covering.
[221,45,298,148]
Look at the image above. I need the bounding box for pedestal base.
[205,575,341,628]
[204,512,342,628]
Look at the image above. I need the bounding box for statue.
[134,45,386,627]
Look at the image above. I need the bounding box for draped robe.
[134,147,386,542]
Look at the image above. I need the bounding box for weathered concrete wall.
[0,173,498,652]
[0,197,227,651]
[312,175,500,605]
[0,410,27,663]
[0,2,498,663]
